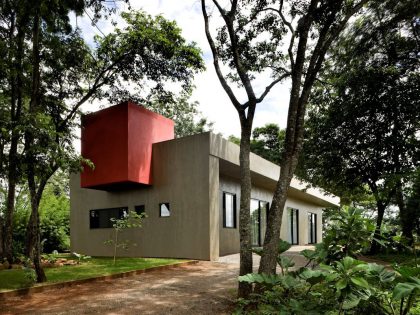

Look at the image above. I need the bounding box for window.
[287,208,299,245]
[135,205,145,215]
[308,212,317,244]
[223,192,236,228]
[89,207,128,229]
[250,199,269,246]
[159,203,170,217]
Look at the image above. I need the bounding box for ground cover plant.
[0,254,183,292]
[236,207,420,314]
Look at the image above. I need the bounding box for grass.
[0,255,184,292]
[366,251,418,265]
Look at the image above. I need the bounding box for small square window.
[159,203,170,217]
[135,205,145,215]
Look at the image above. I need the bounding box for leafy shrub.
[238,235,420,314]
[238,256,420,314]
[322,207,375,262]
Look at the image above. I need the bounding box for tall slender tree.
[202,0,369,287]
[201,0,291,296]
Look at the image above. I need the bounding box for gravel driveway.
[1,246,311,315]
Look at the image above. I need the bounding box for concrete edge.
[0,260,199,300]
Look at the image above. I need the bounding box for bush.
[322,207,375,262]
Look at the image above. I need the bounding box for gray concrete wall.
[71,133,213,260]
[218,176,324,256]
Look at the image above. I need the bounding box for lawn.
[366,251,418,265]
[0,256,184,292]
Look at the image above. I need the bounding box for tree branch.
[256,72,291,103]
[280,0,295,69]
[201,0,242,111]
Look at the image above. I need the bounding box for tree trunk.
[395,179,414,246]
[25,191,46,282]
[237,123,253,298]
[25,1,46,283]
[0,218,3,260]
[369,201,386,255]
[4,137,18,264]
[3,7,27,263]
[258,158,295,274]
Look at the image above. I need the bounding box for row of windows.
[89,203,171,229]
[222,191,318,245]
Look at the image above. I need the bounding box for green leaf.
[278,239,292,254]
[342,294,361,310]
[336,278,348,290]
[393,279,420,300]
[350,277,369,289]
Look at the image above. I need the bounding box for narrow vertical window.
[159,203,170,217]
[308,212,317,244]
[259,201,269,245]
[223,192,236,228]
[288,208,299,245]
[250,199,260,245]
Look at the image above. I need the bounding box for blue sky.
[75,0,291,137]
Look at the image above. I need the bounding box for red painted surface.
[81,101,174,189]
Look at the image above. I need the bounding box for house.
[70,101,339,261]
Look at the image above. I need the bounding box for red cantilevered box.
[80,101,174,190]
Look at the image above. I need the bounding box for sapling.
[105,210,146,264]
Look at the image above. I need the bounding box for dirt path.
[0,262,238,315]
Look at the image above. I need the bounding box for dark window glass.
[159,203,170,217]
[308,213,317,244]
[135,205,145,215]
[288,208,299,245]
[223,192,236,228]
[89,207,128,229]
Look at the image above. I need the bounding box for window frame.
[308,212,317,244]
[89,207,128,229]
[288,208,299,245]
[222,192,237,228]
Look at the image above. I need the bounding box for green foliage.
[239,255,420,314]
[104,210,146,265]
[322,207,375,262]
[10,174,70,258]
[228,124,285,165]
[251,124,285,165]
[71,252,91,264]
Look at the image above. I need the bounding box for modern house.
[70,101,339,261]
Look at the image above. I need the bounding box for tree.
[0,1,204,282]
[140,88,213,138]
[202,0,369,288]
[298,0,420,252]
[105,210,146,265]
[201,0,291,296]
[229,123,284,165]
[251,124,285,165]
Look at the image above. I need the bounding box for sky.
[76,0,291,138]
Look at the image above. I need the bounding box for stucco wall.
[71,133,213,260]
[218,176,324,256]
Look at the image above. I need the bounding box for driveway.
[1,246,310,315]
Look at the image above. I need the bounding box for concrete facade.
[71,132,339,261]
